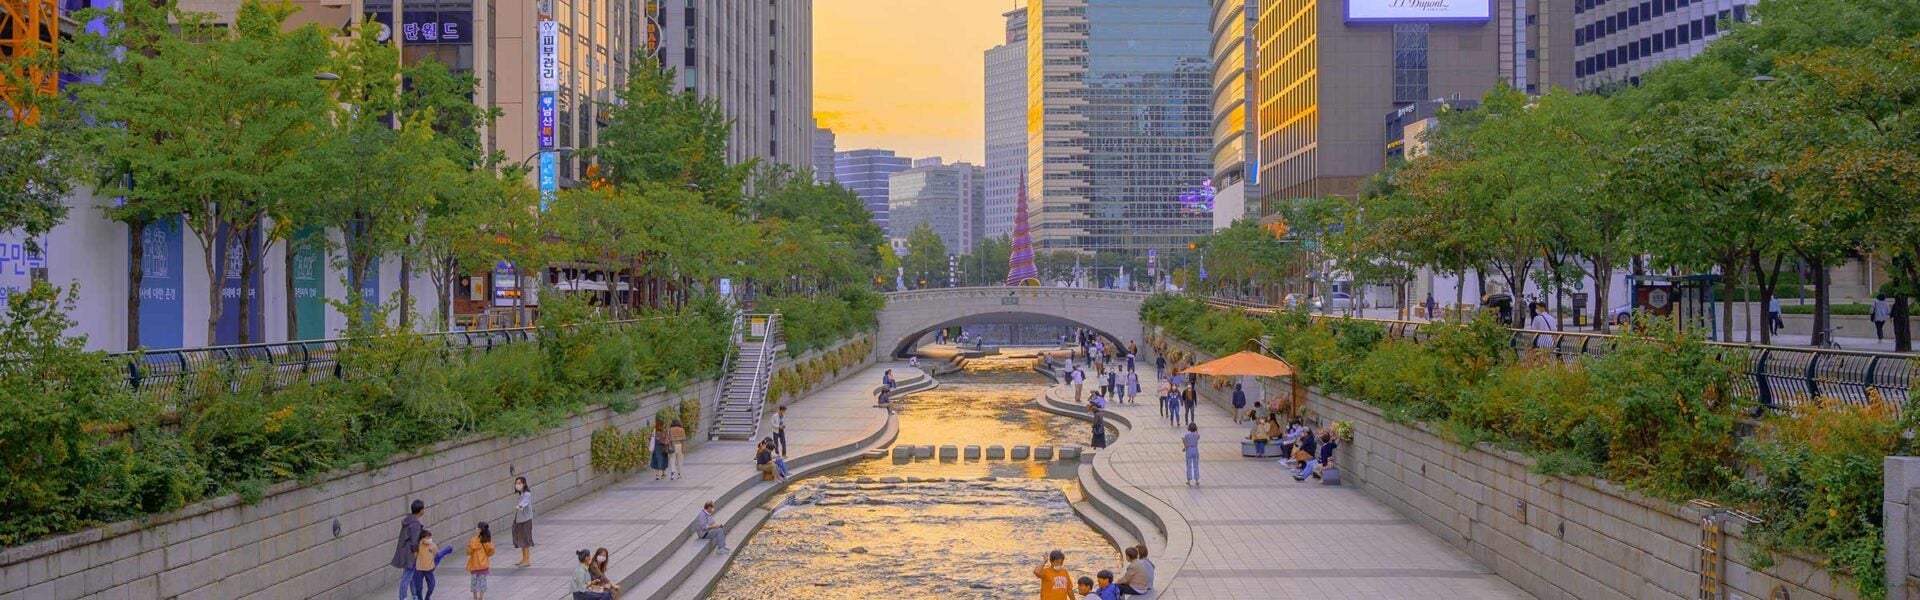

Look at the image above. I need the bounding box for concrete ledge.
[986,446,1006,459]
[1034,446,1055,460]
[1012,445,1031,460]
[914,445,934,459]
[964,445,982,459]
[938,445,959,460]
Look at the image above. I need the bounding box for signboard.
[214,225,263,346]
[492,261,521,306]
[371,10,471,45]
[290,227,327,340]
[1346,0,1491,22]
[0,233,47,305]
[538,92,557,149]
[537,20,560,92]
[645,0,662,58]
[359,256,381,323]
[132,216,184,349]
[539,151,558,211]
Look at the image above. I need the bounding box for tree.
[1196,220,1295,300]
[0,42,89,252]
[591,53,752,212]
[956,235,1011,286]
[902,223,947,288]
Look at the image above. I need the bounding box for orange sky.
[813,0,1018,163]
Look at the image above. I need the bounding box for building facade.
[888,162,986,255]
[812,122,836,184]
[1210,0,1258,228]
[1028,0,1215,256]
[652,0,814,170]
[836,148,913,234]
[983,7,1028,241]
[1572,0,1752,88]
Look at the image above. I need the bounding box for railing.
[742,313,782,438]
[1199,297,1916,411]
[706,312,746,441]
[884,286,1152,303]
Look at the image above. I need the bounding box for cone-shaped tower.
[1006,177,1040,286]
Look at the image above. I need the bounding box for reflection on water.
[710,351,1116,599]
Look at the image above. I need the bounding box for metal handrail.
[743,313,781,439]
[706,311,746,440]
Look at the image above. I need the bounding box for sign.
[214,225,263,345]
[0,233,48,305]
[646,16,661,57]
[491,261,521,306]
[1347,0,1491,22]
[132,216,184,348]
[290,227,327,340]
[359,256,381,323]
[539,151,558,210]
[538,92,557,149]
[537,20,560,92]
[372,10,471,45]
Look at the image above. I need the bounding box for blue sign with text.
[134,216,184,349]
[538,92,557,149]
[539,151,558,211]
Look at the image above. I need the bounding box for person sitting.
[1116,546,1151,595]
[1286,427,1317,468]
[1076,576,1100,600]
[693,501,728,554]
[754,439,776,481]
[1295,431,1339,482]
[1247,414,1270,457]
[1094,570,1122,600]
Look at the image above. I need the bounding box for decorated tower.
[1005,177,1039,286]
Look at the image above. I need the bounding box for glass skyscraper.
[836,149,913,234]
[1028,0,1215,256]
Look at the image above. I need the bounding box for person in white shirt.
[1528,302,1558,349]
[1768,297,1784,335]
[693,501,728,554]
[1873,295,1893,341]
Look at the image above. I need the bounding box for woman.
[512,477,535,567]
[571,549,610,600]
[754,439,776,481]
[1181,423,1201,486]
[667,420,688,480]
[1125,370,1141,404]
[1248,412,1270,457]
[649,421,671,481]
[1091,407,1108,449]
[587,547,621,599]
[467,522,495,600]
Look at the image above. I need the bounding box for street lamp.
[521,146,575,169]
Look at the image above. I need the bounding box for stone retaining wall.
[1153,330,1859,600]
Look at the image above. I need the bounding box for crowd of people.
[1035,544,1157,599]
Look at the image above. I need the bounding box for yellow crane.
[0,0,61,123]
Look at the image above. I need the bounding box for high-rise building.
[812,121,836,184]
[888,162,986,255]
[654,0,814,170]
[1210,0,1258,228]
[1572,0,1753,89]
[1028,0,1215,256]
[836,149,913,233]
[983,7,1028,241]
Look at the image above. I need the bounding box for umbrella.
[1181,350,1304,417]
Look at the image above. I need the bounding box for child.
[1077,576,1100,600]
[414,530,455,600]
[1095,570,1121,600]
[467,523,496,600]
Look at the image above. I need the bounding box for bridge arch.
[876,287,1150,359]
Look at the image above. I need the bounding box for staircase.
[710,313,782,441]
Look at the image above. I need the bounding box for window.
[1526,14,1536,25]
[1691,19,1703,40]
[1392,24,1429,104]
[1734,5,1748,21]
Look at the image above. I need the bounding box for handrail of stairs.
[707,311,746,441]
[742,313,781,441]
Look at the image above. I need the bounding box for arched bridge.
[877,287,1151,358]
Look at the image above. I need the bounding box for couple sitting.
[1289,429,1338,482]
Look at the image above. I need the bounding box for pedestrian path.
[354,363,900,600]
[1063,361,1532,600]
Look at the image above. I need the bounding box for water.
[709,351,1118,599]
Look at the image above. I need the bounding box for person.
[588,547,621,599]
[1874,295,1893,341]
[391,499,426,600]
[1108,369,1122,399]
[413,529,454,600]
[694,501,729,554]
[1181,385,1197,426]
[1163,391,1181,427]
[1089,390,1107,411]
[755,439,776,481]
[1125,370,1140,404]
[909,355,919,368]
[1528,301,1558,349]
[773,446,791,481]
[1425,293,1438,320]
[1116,546,1151,595]
[876,385,893,412]
[882,369,897,392]
[1287,426,1317,467]
[668,419,688,480]
[1154,355,1166,379]
[1248,414,1269,457]
[1133,544,1155,591]
[1071,367,1086,401]
[1125,352,1136,373]
[649,421,671,481]
[1127,340,1138,357]
[1182,423,1201,486]
[1252,401,1268,424]
[511,478,534,567]
[467,523,495,600]
[571,549,608,600]
[1094,570,1121,600]
[1230,383,1247,424]
[1035,550,1075,600]
[1295,430,1339,481]
[1768,296,1785,335]
[1091,406,1108,449]
[1076,576,1100,600]
[772,406,788,456]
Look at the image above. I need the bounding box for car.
[1325,292,1356,312]
[1609,304,1634,325]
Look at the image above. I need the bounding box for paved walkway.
[1075,359,1532,600]
[356,363,898,600]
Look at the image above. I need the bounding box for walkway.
[1069,360,1532,600]
[355,363,898,600]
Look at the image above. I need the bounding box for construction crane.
[0,0,61,123]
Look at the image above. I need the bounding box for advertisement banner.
[492,261,520,307]
[359,256,382,324]
[133,216,184,349]
[0,232,47,305]
[214,224,264,346]
[646,0,662,57]
[372,10,471,45]
[290,227,327,340]
[538,92,557,149]
[1346,0,1491,22]
[539,151,558,211]
[537,20,560,92]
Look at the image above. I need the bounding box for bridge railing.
[1198,297,1914,411]
[884,286,1152,303]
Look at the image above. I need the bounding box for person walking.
[414,529,454,600]
[1072,367,1086,401]
[1873,295,1892,341]
[1768,296,1785,335]
[668,420,688,480]
[1125,371,1140,404]
[1125,352,1135,373]
[694,501,729,554]
[1230,383,1247,424]
[648,422,671,481]
[1180,385,1197,426]
[1091,407,1108,449]
[1528,302,1559,349]
[1425,293,1438,320]
[1105,370,1120,399]
[1035,550,1075,600]
[467,522,495,600]
[511,477,535,567]
[1181,424,1201,486]
[1163,390,1181,427]
[772,405,789,456]
[1153,355,1166,379]
[391,500,426,600]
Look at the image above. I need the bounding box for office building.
[653,0,814,170]
[1210,0,1258,228]
[812,122,836,184]
[1573,0,1752,88]
[888,162,986,255]
[1385,99,1478,161]
[1028,0,1215,255]
[836,149,913,233]
[983,7,1027,241]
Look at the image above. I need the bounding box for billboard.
[290,227,327,340]
[1347,0,1491,22]
[539,151,559,211]
[538,92,556,149]
[371,10,471,45]
[214,225,263,346]
[537,20,560,92]
[134,216,184,349]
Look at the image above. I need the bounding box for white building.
[655,0,815,170]
[983,7,1027,240]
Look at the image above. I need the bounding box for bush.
[589,425,649,473]
[764,288,883,356]
[1780,303,1873,316]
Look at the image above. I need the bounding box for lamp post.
[520,146,575,170]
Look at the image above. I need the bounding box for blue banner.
[539,152,558,211]
[538,92,556,149]
[290,227,327,340]
[359,256,382,324]
[133,216,184,349]
[214,224,263,345]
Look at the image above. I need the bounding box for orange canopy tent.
[1181,351,1304,418]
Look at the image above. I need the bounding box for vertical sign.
[491,261,519,307]
[0,233,47,305]
[537,8,560,212]
[538,92,557,149]
[134,216,184,349]
[214,225,264,345]
[290,226,327,340]
[539,151,559,210]
[359,256,382,324]
[537,21,560,92]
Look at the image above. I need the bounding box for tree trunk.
[126,218,146,350]
[1748,250,1785,346]
[1720,258,1740,343]
[398,245,412,330]
[285,236,299,340]
[1896,297,1913,353]
[1808,254,1829,347]
[1591,255,1612,334]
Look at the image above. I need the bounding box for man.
[1873,295,1893,341]
[1154,354,1166,379]
[1164,390,1182,427]
[1425,293,1438,320]
[1230,383,1247,424]
[1768,296,1784,335]
[693,501,729,554]
[1115,546,1151,595]
[1094,570,1122,600]
[1181,385,1197,426]
[1528,302,1558,349]
[390,499,426,600]
[1076,576,1100,600]
[1035,549,1075,600]
[773,405,789,455]
[1072,367,1086,401]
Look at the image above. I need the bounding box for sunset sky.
[813,0,1020,164]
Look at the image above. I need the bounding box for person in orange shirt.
[1035,549,1075,600]
[466,523,496,600]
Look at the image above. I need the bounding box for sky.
[813,0,1019,164]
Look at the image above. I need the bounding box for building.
[1210,0,1259,229]
[1385,99,1477,161]
[1573,0,1753,88]
[888,162,986,255]
[982,7,1028,241]
[1027,0,1215,256]
[812,121,836,184]
[836,149,913,233]
[653,0,814,170]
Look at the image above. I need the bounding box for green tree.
[1196,219,1296,299]
[591,54,751,212]
[0,41,90,252]
[957,235,1011,286]
[902,223,948,288]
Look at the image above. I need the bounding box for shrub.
[589,425,649,473]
